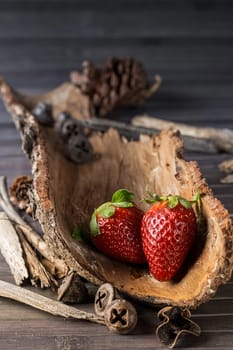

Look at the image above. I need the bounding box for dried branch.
[0,280,104,324]
[64,117,225,153]
[132,115,233,153]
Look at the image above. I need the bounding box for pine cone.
[70,57,161,117]
[9,175,33,214]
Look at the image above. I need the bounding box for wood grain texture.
[0,0,233,349]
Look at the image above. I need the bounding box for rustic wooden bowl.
[1,78,233,308]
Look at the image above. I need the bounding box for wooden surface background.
[0,0,233,349]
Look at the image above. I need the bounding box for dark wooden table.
[0,1,233,349]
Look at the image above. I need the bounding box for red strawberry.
[90,189,146,264]
[141,194,199,281]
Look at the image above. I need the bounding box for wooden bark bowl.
[1,79,233,309]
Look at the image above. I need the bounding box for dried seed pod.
[57,271,89,304]
[104,299,138,334]
[32,102,53,126]
[67,134,93,164]
[59,119,84,143]
[94,283,116,317]
[156,306,201,348]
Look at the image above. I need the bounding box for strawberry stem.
[143,191,201,209]
[111,189,134,208]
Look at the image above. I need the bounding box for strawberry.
[90,189,146,264]
[141,194,199,281]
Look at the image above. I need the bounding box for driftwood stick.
[0,280,105,324]
[0,212,28,285]
[132,115,233,153]
[219,159,233,174]
[0,176,68,277]
[73,117,222,153]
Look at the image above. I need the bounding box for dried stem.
[132,115,233,153]
[69,117,221,153]
[0,280,104,324]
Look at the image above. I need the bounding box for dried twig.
[0,280,104,324]
[63,117,225,153]
[218,159,233,183]
[219,159,233,174]
[132,115,233,153]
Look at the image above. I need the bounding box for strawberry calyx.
[90,189,135,236]
[144,191,201,209]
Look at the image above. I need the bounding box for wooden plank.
[0,38,233,74]
[0,11,232,39]
[0,317,232,349]
[0,0,232,12]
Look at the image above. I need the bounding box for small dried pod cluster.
[94,283,138,334]
[70,57,161,117]
[32,102,94,165]
[55,111,94,164]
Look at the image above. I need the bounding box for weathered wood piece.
[0,212,28,285]
[132,115,233,153]
[0,78,233,309]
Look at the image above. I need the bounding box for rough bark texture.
[1,78,233,308]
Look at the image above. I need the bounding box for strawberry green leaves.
[90,189,135,236]
[111,189,134,208]
[72,226,90,243]
[143,191,201,210]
